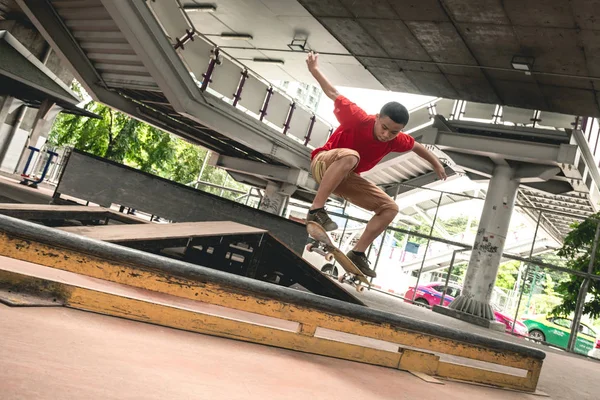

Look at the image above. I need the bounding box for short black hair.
[380,102,409,126]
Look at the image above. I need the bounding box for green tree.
[48,98,250,199]
[198,164,249,202]
[168,142,207,185]
[440,215,472,236]
[48,101,150,166]
[551,213,600,318]
[48,101,114,157]
[495,260,520,290]
[404,215,434,245]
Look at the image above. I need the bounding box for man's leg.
[353,208,398,252]
[335,174,399,277]
[307,150,359,231]
[310,154,359,210]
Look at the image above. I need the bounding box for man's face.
[373,115,405,142]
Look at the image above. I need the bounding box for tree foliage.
[552,213,600,318]
[48,99,250,200]
[495,260,520,290]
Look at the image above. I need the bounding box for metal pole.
[219,174,229,197]
[511,263,531,335]
[369,182,398,283]
[529,210,543,259]
[337,201,349,248]
[567,220,600,352]
[195,151,211,189]
[371,228,388,280]
[512,261,524,310]
[440,249,461,306]
[331,202,349,278]
[245,188,252,206]
[411,192,444,302]
[525,266,539,311]
[511,210,543,334]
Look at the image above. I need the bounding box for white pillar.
[258,181,297,216]
[0,96,15,125]
[258,181,286,215]
[449,165,520,320]
[0,96,16,163]
[16,100,61,174]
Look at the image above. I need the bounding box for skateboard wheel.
[338,273,345,283]
[325,253,334,262]
[357,285,365,293]
[306,243,314,252]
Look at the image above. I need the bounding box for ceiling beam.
[383,167,456,197]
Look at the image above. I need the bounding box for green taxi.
[522,315,597,355]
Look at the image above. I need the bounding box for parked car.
[404,282,461,308]
[588,337,600,359]
[404,282,529,336]
[522,315,597,355]
[494,309,529,337]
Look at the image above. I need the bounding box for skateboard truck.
[306,240,334,262]
[305,221,370,293]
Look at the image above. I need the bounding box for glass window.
[579,323,596,337]
[552,318,571,329]
[432,286,460,298]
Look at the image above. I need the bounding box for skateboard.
[305,221,370,293]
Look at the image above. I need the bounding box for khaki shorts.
[311,149,399,215]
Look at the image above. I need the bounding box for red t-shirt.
[311,95,415,174]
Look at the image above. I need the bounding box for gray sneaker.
[306,208,338,231]
[347,251,377,278]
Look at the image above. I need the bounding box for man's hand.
[434,164,447,181]
[306,51,319,73]
[411,143,447,181]
[305,51,339,100]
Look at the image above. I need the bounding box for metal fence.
[290,182,600,358]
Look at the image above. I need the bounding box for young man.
[305,52,447,278]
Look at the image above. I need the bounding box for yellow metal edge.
[436,361,537,392]
[0,234,542,378]
[0,266,541,392]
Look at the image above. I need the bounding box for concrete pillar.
[258,181,295,216]
[449,165,520,320]
[0,96,16,167]
[0,105,27,171]
[0,96,15,125]
[16,100,61,174]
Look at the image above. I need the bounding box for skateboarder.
[305,52,447,278]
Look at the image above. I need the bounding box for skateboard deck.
[305,221,370,292]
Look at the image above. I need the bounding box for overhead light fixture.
[511,55,535,74]
[288,37,308,52]
[252,58,285,65]
[220,33,253,41]
[183,4,216,13]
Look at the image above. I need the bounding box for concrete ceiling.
[180,0,384,90]
[0,0,20,20]
[297,0,600,117]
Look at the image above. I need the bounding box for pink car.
[404,282,529,336]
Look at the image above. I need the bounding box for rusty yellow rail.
[0,215,545,392]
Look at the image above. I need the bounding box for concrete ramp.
[0,213,546,393]
[0,208,362,305]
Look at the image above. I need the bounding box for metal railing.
[291,183,600,358]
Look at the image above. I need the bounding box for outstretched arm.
[306,52,339,101]
[412,142,448,181]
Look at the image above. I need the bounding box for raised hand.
[306,51,319,72]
